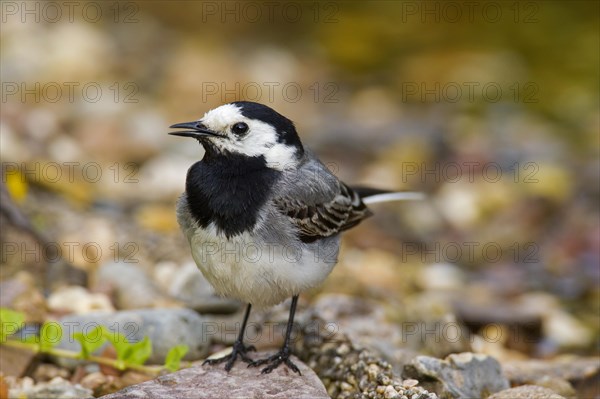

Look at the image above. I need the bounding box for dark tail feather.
[351,186,393,198]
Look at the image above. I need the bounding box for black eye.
[231,122,249,136]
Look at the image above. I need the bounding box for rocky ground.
[1,252,598,398]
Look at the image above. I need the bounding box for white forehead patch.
[201,103,244,132]
[198,104,298,171]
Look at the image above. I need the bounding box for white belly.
[187,224,337,308]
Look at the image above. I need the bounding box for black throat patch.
[185,151,281,238]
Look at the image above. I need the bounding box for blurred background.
[1,1,599,396]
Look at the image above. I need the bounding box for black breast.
[185,152,281,238]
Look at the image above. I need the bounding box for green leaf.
[73,325,106,359]
[22,335,38,344]
[100,327,152,368]
[122,336,152,366]
[39,322,63,352]
[101,327,131,362]
[164,344,189,372]
[0,308,25,342]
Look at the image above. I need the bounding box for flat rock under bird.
[170,101,422,374]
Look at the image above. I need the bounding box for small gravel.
[295,314,437,399]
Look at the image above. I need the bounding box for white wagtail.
[169,101,422,374]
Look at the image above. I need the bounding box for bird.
[169,101,423,375]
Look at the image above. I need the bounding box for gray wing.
[273,152,372,243]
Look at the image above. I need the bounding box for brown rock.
[533,376,577,399]
[119,371,153,388]
[0,374,8,399]
[403,352,509,399]
[502,357,600,399]
[99,356,328,399]
[95,261,180,309]
[0,346,37,378]
[488,385,566,399]
[32,363,70,382]
[7,376,93,398]
[80,372,122,397]
[80,372,110,396]
[454,299,542,355]
[0,272,46,323]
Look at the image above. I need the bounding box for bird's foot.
[248,346,301,375]
[203,341,256,372]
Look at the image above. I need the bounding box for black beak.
[168,121,222,139]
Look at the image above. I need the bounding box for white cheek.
[237,126,273,156]
[264,144,298,170]
[231,122,299,169]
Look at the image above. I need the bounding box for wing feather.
[271,151,372,242]
[274,180,372,243]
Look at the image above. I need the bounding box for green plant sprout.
[0,308,189,375]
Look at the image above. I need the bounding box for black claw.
[203,357,224,366]
[285,358,301,375]
[249,348,301,375]
[203,341,256,372]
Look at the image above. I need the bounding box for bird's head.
[169,101,304,170]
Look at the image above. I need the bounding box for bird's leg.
[203,303,256,371]
[248,295,301,375]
